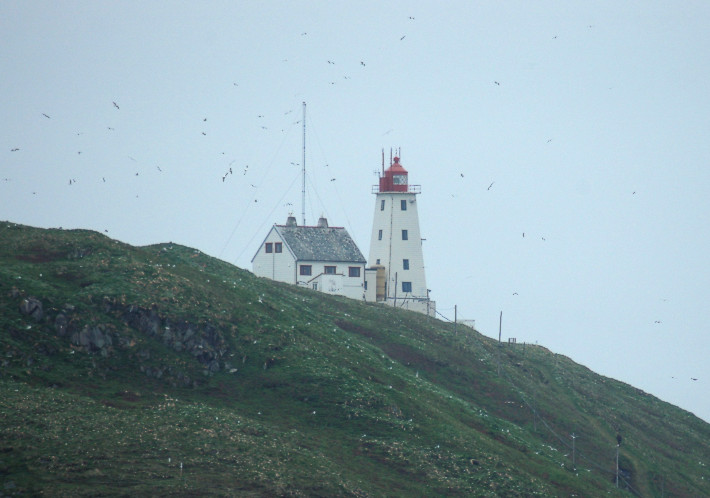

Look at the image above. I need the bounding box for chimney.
[317,216,328,228]
[286,215,297,227]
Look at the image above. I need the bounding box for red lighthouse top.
[379,156,409,192]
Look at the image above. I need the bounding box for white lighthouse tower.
[368,154,434,316]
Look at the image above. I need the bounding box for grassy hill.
[1,221,708,496]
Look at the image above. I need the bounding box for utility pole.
[454,305,457,335]
[497,311,502,376]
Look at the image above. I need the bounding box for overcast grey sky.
[2,1,709,422]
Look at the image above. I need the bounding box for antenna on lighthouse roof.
[381,148,385,175]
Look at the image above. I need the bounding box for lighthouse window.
[380,199,385,211]
[401,200,407,210]
[393,175,407,185]
[348,266,360,277]
[300,265,312,276]
[274,242,282,253]
[378,229,382,240]
[265,242,273,253]
[402,282,412,293]
[402,229,408,240]
[403,259,409,270]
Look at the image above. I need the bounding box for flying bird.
[691,377,698,381]
[494,81,500,86]
[460,173,464,177]
[10,148,19,152]
[487,181,494,190]
[42,113,51,119]
[400,35,406,40]
[360,61,366,66]
[112,101,119,109]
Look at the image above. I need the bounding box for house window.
[265,242,273,253]
[274,242,282,253]
[403,259,409,270]
[401,199,407,210]
[402,229,408,240]
[349,267,360,277]
[312,283,318,290]
[378,229,383,240]
[300,265,312,276]
[376,259,380,265]
[402,282,412,293]
[324,266,336,274]
[380,199,385,211]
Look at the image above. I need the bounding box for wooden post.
[454,305,457,335]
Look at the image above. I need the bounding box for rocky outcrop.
[109,300,229,374]
[70,325,113,355]
[19,296,43,321]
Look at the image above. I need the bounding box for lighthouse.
[368,154,434,316]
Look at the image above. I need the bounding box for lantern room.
[378,156,409,192]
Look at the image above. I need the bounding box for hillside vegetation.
[1,221,708,496]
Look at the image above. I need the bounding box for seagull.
[547,139,553,143]
[330,178,336,181]
[202,132,206,135]
[42,113,51,119]
[487,181,494,190]
[409,16,415,20]
[494,81,500,86]
[203,118,207,122]
[460,173,464,177]
[400,35,406,40]
[327,60,335,64]
[10,148,19,152]
[360,61,366,66]
[112,101,119,109]
[691,377,698,381]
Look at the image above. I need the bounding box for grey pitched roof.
[275,225,366,263]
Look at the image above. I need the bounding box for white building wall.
[296,261,366,300]
[251,227,297,284]
[368,192,428,303]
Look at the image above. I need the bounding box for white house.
[252,216,372,301]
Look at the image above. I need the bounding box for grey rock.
[19,296,43,321]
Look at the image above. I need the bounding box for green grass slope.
[1,221,708,496]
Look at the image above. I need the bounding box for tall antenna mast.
[301,102,306,226]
